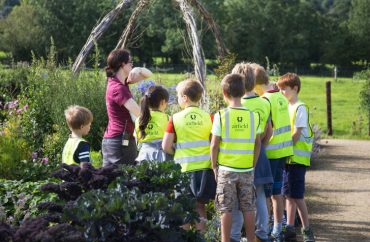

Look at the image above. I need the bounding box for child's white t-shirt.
[289,104,309,137]
[212,107,260,172]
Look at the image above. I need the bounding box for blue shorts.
[188,169,216,204]
[265,157,286,196]
[282,164,307,199]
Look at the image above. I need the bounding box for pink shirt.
[104,77,134,138]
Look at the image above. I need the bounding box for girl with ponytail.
[135,85,172,163]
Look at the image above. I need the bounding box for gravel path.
[305,139,370,241]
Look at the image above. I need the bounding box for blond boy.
[62,105,93,168]
[162,79,216,231]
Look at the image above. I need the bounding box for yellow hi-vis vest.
[288,101,313,166]
[218,108,259,169]
[135,111,168,144]
[241,96,270,133]
[173,106,212,172]
[62,137,86,165]
[263,91,293,159]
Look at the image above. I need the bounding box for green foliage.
[214,53,236,81]
[90,150,102,168]
[60,161,201,241]
[0,179,57,225]
[0,3,47,60]
[0,132,31,180]
[355,69,370,135]
[348,0,370,62]
[20,43,107,152]
[0,65,29,97]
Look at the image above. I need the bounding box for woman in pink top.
[102,49,143,166]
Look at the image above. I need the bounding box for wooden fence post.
[326,80,333,136]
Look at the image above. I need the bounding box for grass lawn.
[149,73,369,140]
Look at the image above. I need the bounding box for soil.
[304,139,370,241]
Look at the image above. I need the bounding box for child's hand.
[213,168,218,181]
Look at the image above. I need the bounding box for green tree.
[348,0,370,63]
[0,3,47,60]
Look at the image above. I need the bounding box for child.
[62,105,93,168]
[162,79,216,232]
[135,85,171,163]
[277,73,315,242]
[251,63,294,241]
[230,62,273,242]
[210,74,261,242]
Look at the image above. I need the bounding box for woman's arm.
[127,67,152,84]
[123,98,141,117]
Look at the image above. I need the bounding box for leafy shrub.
[90,150,102,168]
[357,69,370,135]
[20,45,107,154]
[0,64,29,97]
[0,117,32,180]
[0,162,203,241]
[0,179,57,225]
[0,108,57,181]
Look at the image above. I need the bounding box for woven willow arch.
[72,0,227,89]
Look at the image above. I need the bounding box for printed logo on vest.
[185,112,204,126]
[232,116,249,130]
[277,97,287,111]
[148,123,154,130]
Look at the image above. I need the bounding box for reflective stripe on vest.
[288,101,313,166]
[218,108,257,169]
[135,111,168,143]
[263,92,294,159]
[241,96,270,133]
[176,140,210,149]
[173,107,212,172]
[62,137,85,165]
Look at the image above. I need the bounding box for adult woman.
[102,49,149,166]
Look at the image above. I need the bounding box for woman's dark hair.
[139,85,169,139]
[105,49,130,77]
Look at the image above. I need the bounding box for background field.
[147,73,368,140]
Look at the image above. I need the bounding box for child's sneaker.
[284,226,297,241]
[302,227,315,242]
[270,232,284,242]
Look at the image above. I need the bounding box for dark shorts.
[102,136,137,166]
[265,157,287,196]
[282,164,307,199]
[188,169,217,204]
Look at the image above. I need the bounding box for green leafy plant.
[20,43,107,153]
[0,179,57,225]
[358,70,370,136]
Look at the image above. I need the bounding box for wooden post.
[326,81,333,136]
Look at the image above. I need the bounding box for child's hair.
[105,49,131,78]
[250,63,269,85]
[139,85,169,139]
[176,79,204,102]
[231,62,255,92]
[65,105,93,130]
[277,72,301,93]
[221,74,245,98]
